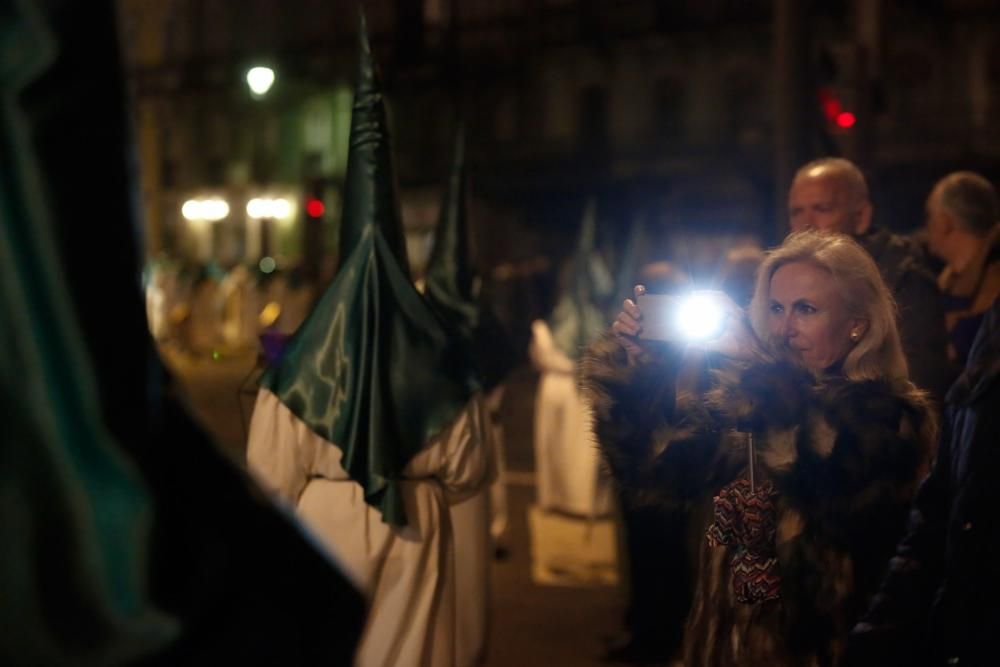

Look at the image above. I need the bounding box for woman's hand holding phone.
[612,285,648,366]
[613,286,762,364]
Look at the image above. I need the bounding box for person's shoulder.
[872,229,925,265]
[867,228,939,290]
[823,375,935,438]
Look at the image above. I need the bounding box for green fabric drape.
[424,126,516,392]
[261,11,475,526]
[0,1,177,662]
[548,199,614,359]
[338,11,409,272]
[424,126,478,339]
[613,215,648,311]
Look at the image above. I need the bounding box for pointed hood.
[423,125,518,390]
[424,125,478,337]
[548,199,614,359]
[260,10,476,526]
[612,214,648,314]
[338,9,409,270]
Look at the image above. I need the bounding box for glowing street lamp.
[182,198,230,222]
[246,66,276,98]
[246,197,293,220]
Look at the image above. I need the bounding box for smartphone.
[637,292,727,342]
[635,293,677,341]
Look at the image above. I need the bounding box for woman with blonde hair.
[583,231,936,666]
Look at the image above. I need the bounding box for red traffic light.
[835,111,856,129]
[306,198,325,218]
[817,87,855,130]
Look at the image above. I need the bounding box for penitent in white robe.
[247,389,494,667]
[529,320,613,518]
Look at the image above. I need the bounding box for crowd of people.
[7,1,1000,665]
[582,160,999,667]
[144,260,316,357]
[142,132,1000,667]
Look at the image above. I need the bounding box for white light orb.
[246,66,275,97]
[271,198,291,220]
[202,198,230,221]
[181,199,201,221]
[675,294,726,341]
[246,198,267,219]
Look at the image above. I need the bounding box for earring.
[850,330,861,342]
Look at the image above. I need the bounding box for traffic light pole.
[772,0,809,242]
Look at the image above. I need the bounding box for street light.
[246,66,275,98]
[246,197,293,221]
[182,198,230,221]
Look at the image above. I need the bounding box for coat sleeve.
[896,267,956,403]
[580,332,719,509]
[841,422,951,666]
[772,380,936,654]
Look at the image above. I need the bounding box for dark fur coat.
[581,335,936,667]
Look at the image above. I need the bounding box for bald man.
[788,158,953,400]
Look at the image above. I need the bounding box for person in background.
[789,157,953,401]
[923,171,1000,366]
[247,15,492,667]
[604,258,693,666]
[844,296,1000,667]
[717,245,766,309]
[584,231,936,665]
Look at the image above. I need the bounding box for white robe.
[247,389,493,667]
[529,320,612,518]
[484,384,508,547]
[218,266,258,350]
[449,486,491,667]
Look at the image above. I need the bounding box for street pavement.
[163,347,626,666]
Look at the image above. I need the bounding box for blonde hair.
[748,231,909,385]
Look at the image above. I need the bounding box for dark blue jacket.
[845,298,1000,667]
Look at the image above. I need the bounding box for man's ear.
[941,210,959,235]
[853,202,873,235]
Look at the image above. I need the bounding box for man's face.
[788,174,863,235]
[924,186,950,261]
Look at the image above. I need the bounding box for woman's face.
[767,261,865,371]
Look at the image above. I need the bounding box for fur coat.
[581,334,936,667]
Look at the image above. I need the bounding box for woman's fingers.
[610,285,650,365]
[613,317,640,338]
[622,298,642,321]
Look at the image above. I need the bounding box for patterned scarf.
[706,477,781,603]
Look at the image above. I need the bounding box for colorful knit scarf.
[706,477,781,604]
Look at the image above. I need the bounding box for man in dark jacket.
[844,297,1000,667]
[925,171,1000,366]
[788,158,954,400]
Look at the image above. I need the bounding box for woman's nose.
[783,317,798,338]
[774,314,796,339]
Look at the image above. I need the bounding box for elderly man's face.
[788,174,864,235]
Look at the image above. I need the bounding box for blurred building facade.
[120,0,1000,277]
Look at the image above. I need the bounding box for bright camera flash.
[675,294,725,341]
